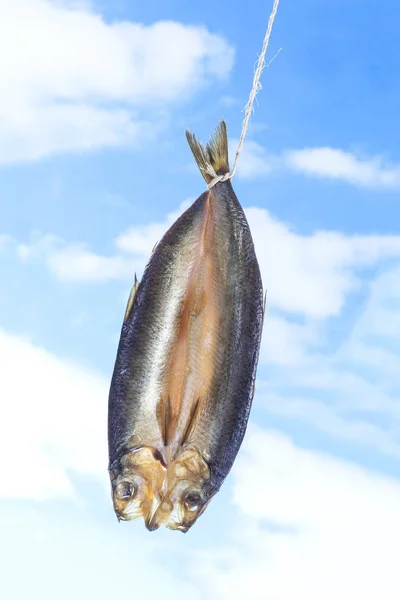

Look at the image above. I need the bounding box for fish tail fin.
[186,119,230,185]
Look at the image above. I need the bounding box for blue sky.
[2,0,400,598]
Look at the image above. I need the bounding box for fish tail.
[186,119,230,185]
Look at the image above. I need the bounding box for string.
[227,0,281,182]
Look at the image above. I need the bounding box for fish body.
[108,121,264,532]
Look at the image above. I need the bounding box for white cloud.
[17,233,62,261]
[0,0,234,163]
[9,203,400,318]
[2,320,400,598]
[16,232,137,282]
[0,327,108,500]
[0,104,146,164]
[286,147,400,188]
[228,139,275,178]
[115,200,192,255]
[246,207,400,317]
[47,244,136,283]
[229,139,400,190]
[194,428,400,600]
[265,394,400,458]
[260,314,319,366]
[257,262,400,458]
[13,201,192,283]
[220,95,237,107]
[0,234,13,250]
[0,505,202,600]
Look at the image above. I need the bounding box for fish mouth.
[144,496,162,531]
[172,523,190,534]
[144,516,160,531]
[144,506,185,532]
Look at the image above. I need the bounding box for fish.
[108,120,264,532]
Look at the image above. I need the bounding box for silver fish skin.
[108,120,264,532]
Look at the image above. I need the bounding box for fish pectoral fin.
[180,397,201,446]
[159,394,203,450]
[165,396,172,446]
[124,273,140,322]
[159,395,173,447]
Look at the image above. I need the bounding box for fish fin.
[206,119,230,176]
[165,396,171,446]
[180,397,201,446]
[124,273,140,322]
[186,119,230,184]
[159,396,172,447]
[261,289,268,329]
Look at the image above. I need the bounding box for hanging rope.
[229,0,281,180]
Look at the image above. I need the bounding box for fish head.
[110,446,166,526]
[160,480,211,533]
[146,448,211,533]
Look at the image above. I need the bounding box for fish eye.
[183,492,202,512]
[115,481,136,500]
